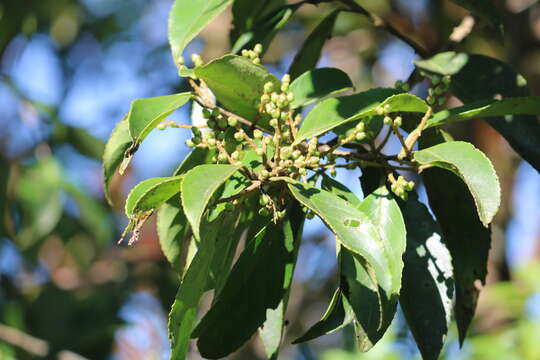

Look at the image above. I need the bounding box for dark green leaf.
[321,174,362,207]
[173,147,217,176]
[231,0,285,45]
[181,164,241,240]
[420,130,491,345]
[128,93,191,147]
[416,52,540,172]
[231,4,300,55]
[168,0,233,61]
[289,68,353,109]
[169,215,224,360]
[414,141,500,226]
[125,176,182,217]
[449,0,503,35]
[157,195,188,270]
[348,186,406,350]
[287,181,392,294]
[295,89,427,143]
[289,10,340,80]
[292,289,355,344]
[193,205,304,358]
[427,96,540,128]
[102,118,133,205]
[194,55,280,121]
[399,194,454,360]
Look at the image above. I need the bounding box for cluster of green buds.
[390,175,415,200]
[423,73,451,106]
[175,53,205,73]
[241,43,263,65]
[394,79,411,92]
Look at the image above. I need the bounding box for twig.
[0,323,49,357]
[399,107,433,159]
[338,0,429,58]
[215,181,261,204]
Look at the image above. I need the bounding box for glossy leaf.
[181,164,241,240]
[289,10,340,80]
[293,289,355,344]
[168,0,233,61]
[102,118,133,205]
[399,195,454,360]
[173,147,217,176]
[321,174,362,208]
[128,93,191,147]
[125,176,182,217]
[420,130,491,344]
[157,195,188,270]
[295,89,427,143]
[289,68,353,109]
[195,55,280,120]
[349,186,406,350]
[414,141,500,226]
[427,96,540,128]
[169,216,223,360]
[193,206,304,358]
[287,181,392,293]
[416,52,540,172]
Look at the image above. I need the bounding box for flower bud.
[355,132,366,141]
[264,82,274,94]
[191,53,203,67]
[253,129,263,139]
[185,139,195,147]
[383,116,393,126]
[393,116,402,127]
[269,118,279,128]
[228,116,239,127]
[234,131,244,141]
[254,43,263,54]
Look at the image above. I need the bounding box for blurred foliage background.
[0,0,540,359]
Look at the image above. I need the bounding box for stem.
[399,107,433,159]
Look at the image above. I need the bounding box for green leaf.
[427,96,540,128]
[231,4,299,55]
[173,147,217,176]
[230,0,285,45]
[295,89,427,143]
[193,205,304,358]
[348,186,406,350]
[321,174,362,207]
[292,289,355,344]
[449,0,503,35]
[289,10,340,80]
[169,215,223,360]
[420,130,491,345]
[195,55,280,121]
[414,141,500,226]
[289,68,353,109]
[157,195,188,270]
[128,93,191,147]
[168,0,233,61]
[125,176,182,217]
[15,157,63,249]
[287,181,392,293]
[102,118,133,205]
[416,52,540,172]
[258,203,305,359]
[398,194,454,360]
[181,164,241,240]
[62,181,113,247]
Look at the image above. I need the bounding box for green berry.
[355,122,365,131]
[383,116,393,126]
[256,148,264,156]
[281,74,290,84]
[228,116,239,127]
[252,58,260,65]
[241,49,249,57]
[253,129,263,140]
[254,43,263,54]
[264,82,274,93]
[231,151,240,160]
[202,108,212,118]
[191,53,203,67]
[260,94,270,104]
[393,116,402,127]
[355,132,366,141]
[330,168,337,177]
[207,138,217,147]
[287,92,294,102]
[269,118,279,128]
[259,194,270,206]
[217,118,228,129]
[442,75,451,85]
